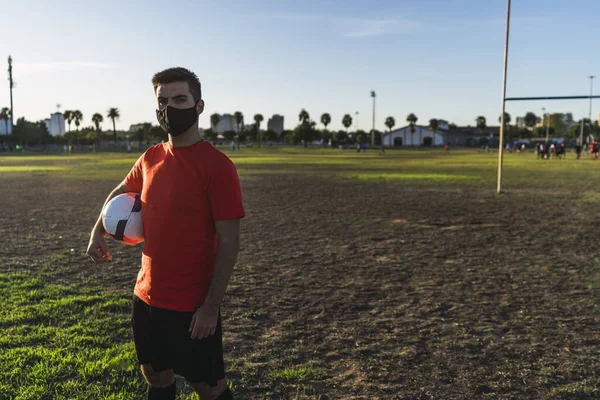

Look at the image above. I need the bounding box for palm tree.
[429,118,439,133]
[299,109,310,124]
[385,116,395,132]
[524,112,537,130]
[107,108,120,143]
[73,110,83,147]
[321,113,331,130]
[0,107,10,135]
[233,111,244,133]
[499,112,511,126]
[342,114,353,132]
[210,113,220,134]
[476,116,487,132]
[254,114,264,147]
[92,113,103,131]
[407,113,418,134]
[64,110,74,132]
[384,116,396,147]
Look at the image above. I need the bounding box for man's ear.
[197,100,205,115]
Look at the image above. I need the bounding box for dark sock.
[147,381,176,400]
[216,387,233,400]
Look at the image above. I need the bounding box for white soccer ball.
[102,193,144,245]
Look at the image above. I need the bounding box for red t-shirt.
[124,141,245,312]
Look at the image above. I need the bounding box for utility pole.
[8,55,14,132]
[579,76,595,145]
[542,107,550,143]
[589,76,595,123]
[370,91,376,146]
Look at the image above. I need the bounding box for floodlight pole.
[497,0,511,194]
[8,55,14,132]
[371,91,376,146]
[545,111,550,143]
[589,76,595,122]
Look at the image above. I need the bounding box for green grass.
[0,166,67,172]
[0,272,202,400]
[266,366,324,382]
[1,147,598,189]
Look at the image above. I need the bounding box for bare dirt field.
[2,150,600,399]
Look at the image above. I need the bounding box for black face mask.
[156,104,199,137]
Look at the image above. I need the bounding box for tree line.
[2,106,599,148]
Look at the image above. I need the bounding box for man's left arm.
[189,218,241,339]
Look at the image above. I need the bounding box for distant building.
[214,114,240,133]
[0,118,13,135]
[267,114,284,134]
[129,124,145,132]
[516,115,542,130]
[436,119,450,131]
[44,112,66,136]
[535,113,576,130]
[382,124,500,147]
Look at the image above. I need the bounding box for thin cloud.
[335,17,412,38]
[266,13,417,38]
[15,62,118,75]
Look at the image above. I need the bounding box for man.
[86,67,243,400]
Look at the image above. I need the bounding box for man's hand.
[86,229,110,263]
[189,305,219,339]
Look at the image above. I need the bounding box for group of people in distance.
[536,142,567,160]
[535,141,600,161]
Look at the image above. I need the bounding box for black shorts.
[131,294,225,385]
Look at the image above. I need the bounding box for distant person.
[127,143,132,153]
[575,142,582,159]
[86,67,241,400]
[444,144,449,152]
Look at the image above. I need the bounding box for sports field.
[2,147,600,399]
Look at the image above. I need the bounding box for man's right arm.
[86,180,131,263]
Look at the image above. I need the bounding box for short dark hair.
[152,67,202,102]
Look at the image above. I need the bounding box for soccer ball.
[102,193,144,245]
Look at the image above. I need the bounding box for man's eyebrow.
[173,94,188,99]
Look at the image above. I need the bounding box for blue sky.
[1,0,599,132]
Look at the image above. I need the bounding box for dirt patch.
[2,174,600,399]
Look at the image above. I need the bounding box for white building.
[0,119,12,135]
[129,124,145,132]
[267,114,284,134]
[214,114,239,133]
[382,124,500,147]
[44,112,66,136]
[381,125,444,147]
